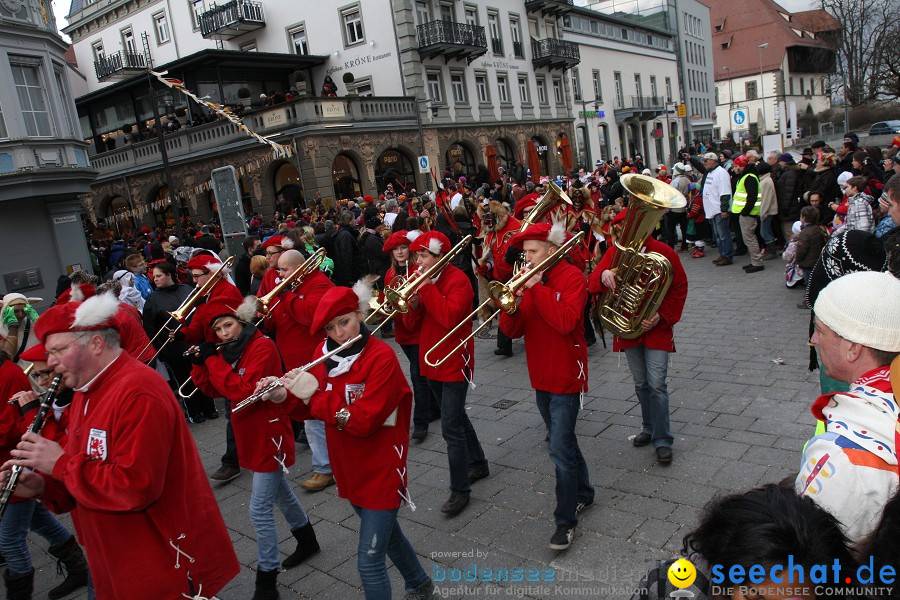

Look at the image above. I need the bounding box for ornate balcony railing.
[199,0,265,39]
[417,20,488,64]
[531,38,580,70]
[94,51,146,82]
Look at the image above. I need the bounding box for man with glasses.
[255,235,295,299]
[3,295,239,598]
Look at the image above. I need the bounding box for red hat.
[309,286,366,334]
[602,209,628,235]
[186,254,223,273]
[513,197,538,221]
[36,294,122,344]
[409,230,451,255]
[194,231,204,239]
[260,235,294,251]
[56,283,96,305]
[19,343,48,363]
[382,230,412,253]
[509,222,568,249]
[732,154,750,168]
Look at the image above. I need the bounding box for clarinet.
[0,374,63,521]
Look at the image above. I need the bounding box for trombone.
[253,248,327,326]
[424,231,584,368]
[365,235,473,335]
[136,256,235,363]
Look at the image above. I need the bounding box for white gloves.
[284,369,318,402]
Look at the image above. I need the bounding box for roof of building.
[63,44,78,67]
[711,0,837,81]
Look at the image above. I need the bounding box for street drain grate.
[492,399,517,409]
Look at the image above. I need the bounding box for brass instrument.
[233,333,363,414]
[366,265,409,324]
[22,363,34,377]
[517,180,573,233]
[597,174,686,339]
[136,256,236,363]
[252,248,327,326]
[366,235,473,335]
[425,231,585,367]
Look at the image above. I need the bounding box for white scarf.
[327,351,363,378]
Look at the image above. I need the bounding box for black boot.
[282,520,320,569]
[48,536,89,599]
[3,568,34,600]
[252,568,280,600]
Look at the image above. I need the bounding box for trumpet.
[424,231,584,368]
[365,235,473,335]
[136,256,235,363]
[0,374,63,520]
[252,248,327,326]
[232,333,363,414]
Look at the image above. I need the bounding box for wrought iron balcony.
[94,51,146,82]
[417,20,488,64]
[531,37,579,70]
[614,95,666,121]
[199,0,265,40]
[525,0,574,17]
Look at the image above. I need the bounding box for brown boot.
[48,537,88,599]
[299,472,335,492]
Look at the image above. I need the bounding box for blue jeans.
[250,470,309,571]
[352,505,430,599]
[712,213,734,260]
[0,499,72,575]
[304,420,331,474]
[623,346,674,448]
[535,391,594,527]
[760,215,776,245]
[429,379,487,493]
[401,344,440,429]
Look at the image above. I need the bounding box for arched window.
[151,186,188,229]
[273,161,304,212]
[375,149,416,194]
[494,137,516,170]
[332,153,362,200]
[104,195,134,237]
[446,142,477,180]
[530,135,549,178]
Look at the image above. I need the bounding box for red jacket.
[117,304,152,362]
[400,265,474,382]
[20,392,72,448]
[270,270,334,369]
[180,280,244,344]
[500,261,588,395]
[43,352,239,599]
[382,265,420,346]
[588,237,688,352]
[292,337,412,510]
[192,331,295,473]
[485,216,521,282]
[0,360,30,505]
[256,267,279,298]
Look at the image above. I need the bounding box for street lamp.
[758,43,768,132]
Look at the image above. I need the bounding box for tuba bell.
[517,180,573,233]
[598,174,686,339]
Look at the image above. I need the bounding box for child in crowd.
[782,220,804,289]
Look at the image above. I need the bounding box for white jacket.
[795,366,899,543]
[701,165,732,219]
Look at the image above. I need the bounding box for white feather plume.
[234,296,259,324]
[281,237,295,250]
[428,237,443,255]
[353,276,378,313]
[72,292,119,329]
[547,221,567,247]
[69,283,84,303]
[405,231,417,242]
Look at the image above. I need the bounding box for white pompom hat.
[814,271,900,352]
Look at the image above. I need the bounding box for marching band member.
[402,231,488,516]
[588,209,688,464]
[476,201,520,356]
[4,344,87,600]
[189,299,318,600]
[255,235,294,298]
[271,249,336,492]
[4,293,239,599]
[262,285,434,600]
[498,222,595,552]
[382,230,440,441]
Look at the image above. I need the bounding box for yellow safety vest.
[731,173,761,216]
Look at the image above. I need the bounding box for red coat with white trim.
[116,304,152,362]
[291,336,412,510]
[0,360,30,505]
[180,280,244,344]
[19,392,73,448]
[42,352,239,600]
[270,269,334,369]
[588,237,688,352]
[381,265,420,346]
[256,267,279,298]
[485,216,521,282]
[400,264,474,382]
[191,330,296,473]
[499,260,589,395]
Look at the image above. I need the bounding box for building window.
[614,71,623,107]
[91,41,104,63]
[650,75,657,100]
[518,74,530,105]
[416,1,430,25]
[439,1,453,22]
[354,76,373,96]
[190,0,205,29]
[665,76,672,102]
[592,70,602,103]
[746,81,757,101]
[288,23,309,55]
[240,40,257,51]
[789,76,794,95]
[510,15,523,58]
[54,69,74,137]
[488,11,502,55]
[475,73,490,103]
[427,71,443,104]
[634,73,642,97]
[341,4,365,47]
[153,12,171,44]
[450,72,467,104]
[0,104,6,139]
[536,76,547,105]
[571,68,581,101]
[553,77,563,105]
[121,27,137,55]
[464,5,478,26]
[497,73,510,104]
[11,60,52,138]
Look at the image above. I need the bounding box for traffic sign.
[418,155,429,174]
[730,108,747,129]
[676,103,687,118]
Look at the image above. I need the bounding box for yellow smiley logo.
[667,558,697,589]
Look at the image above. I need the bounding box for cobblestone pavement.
[28,252,818,599]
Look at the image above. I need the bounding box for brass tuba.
[516,180,573,233]
[598,174,686,339]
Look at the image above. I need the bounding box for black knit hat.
[806,229,887,309]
